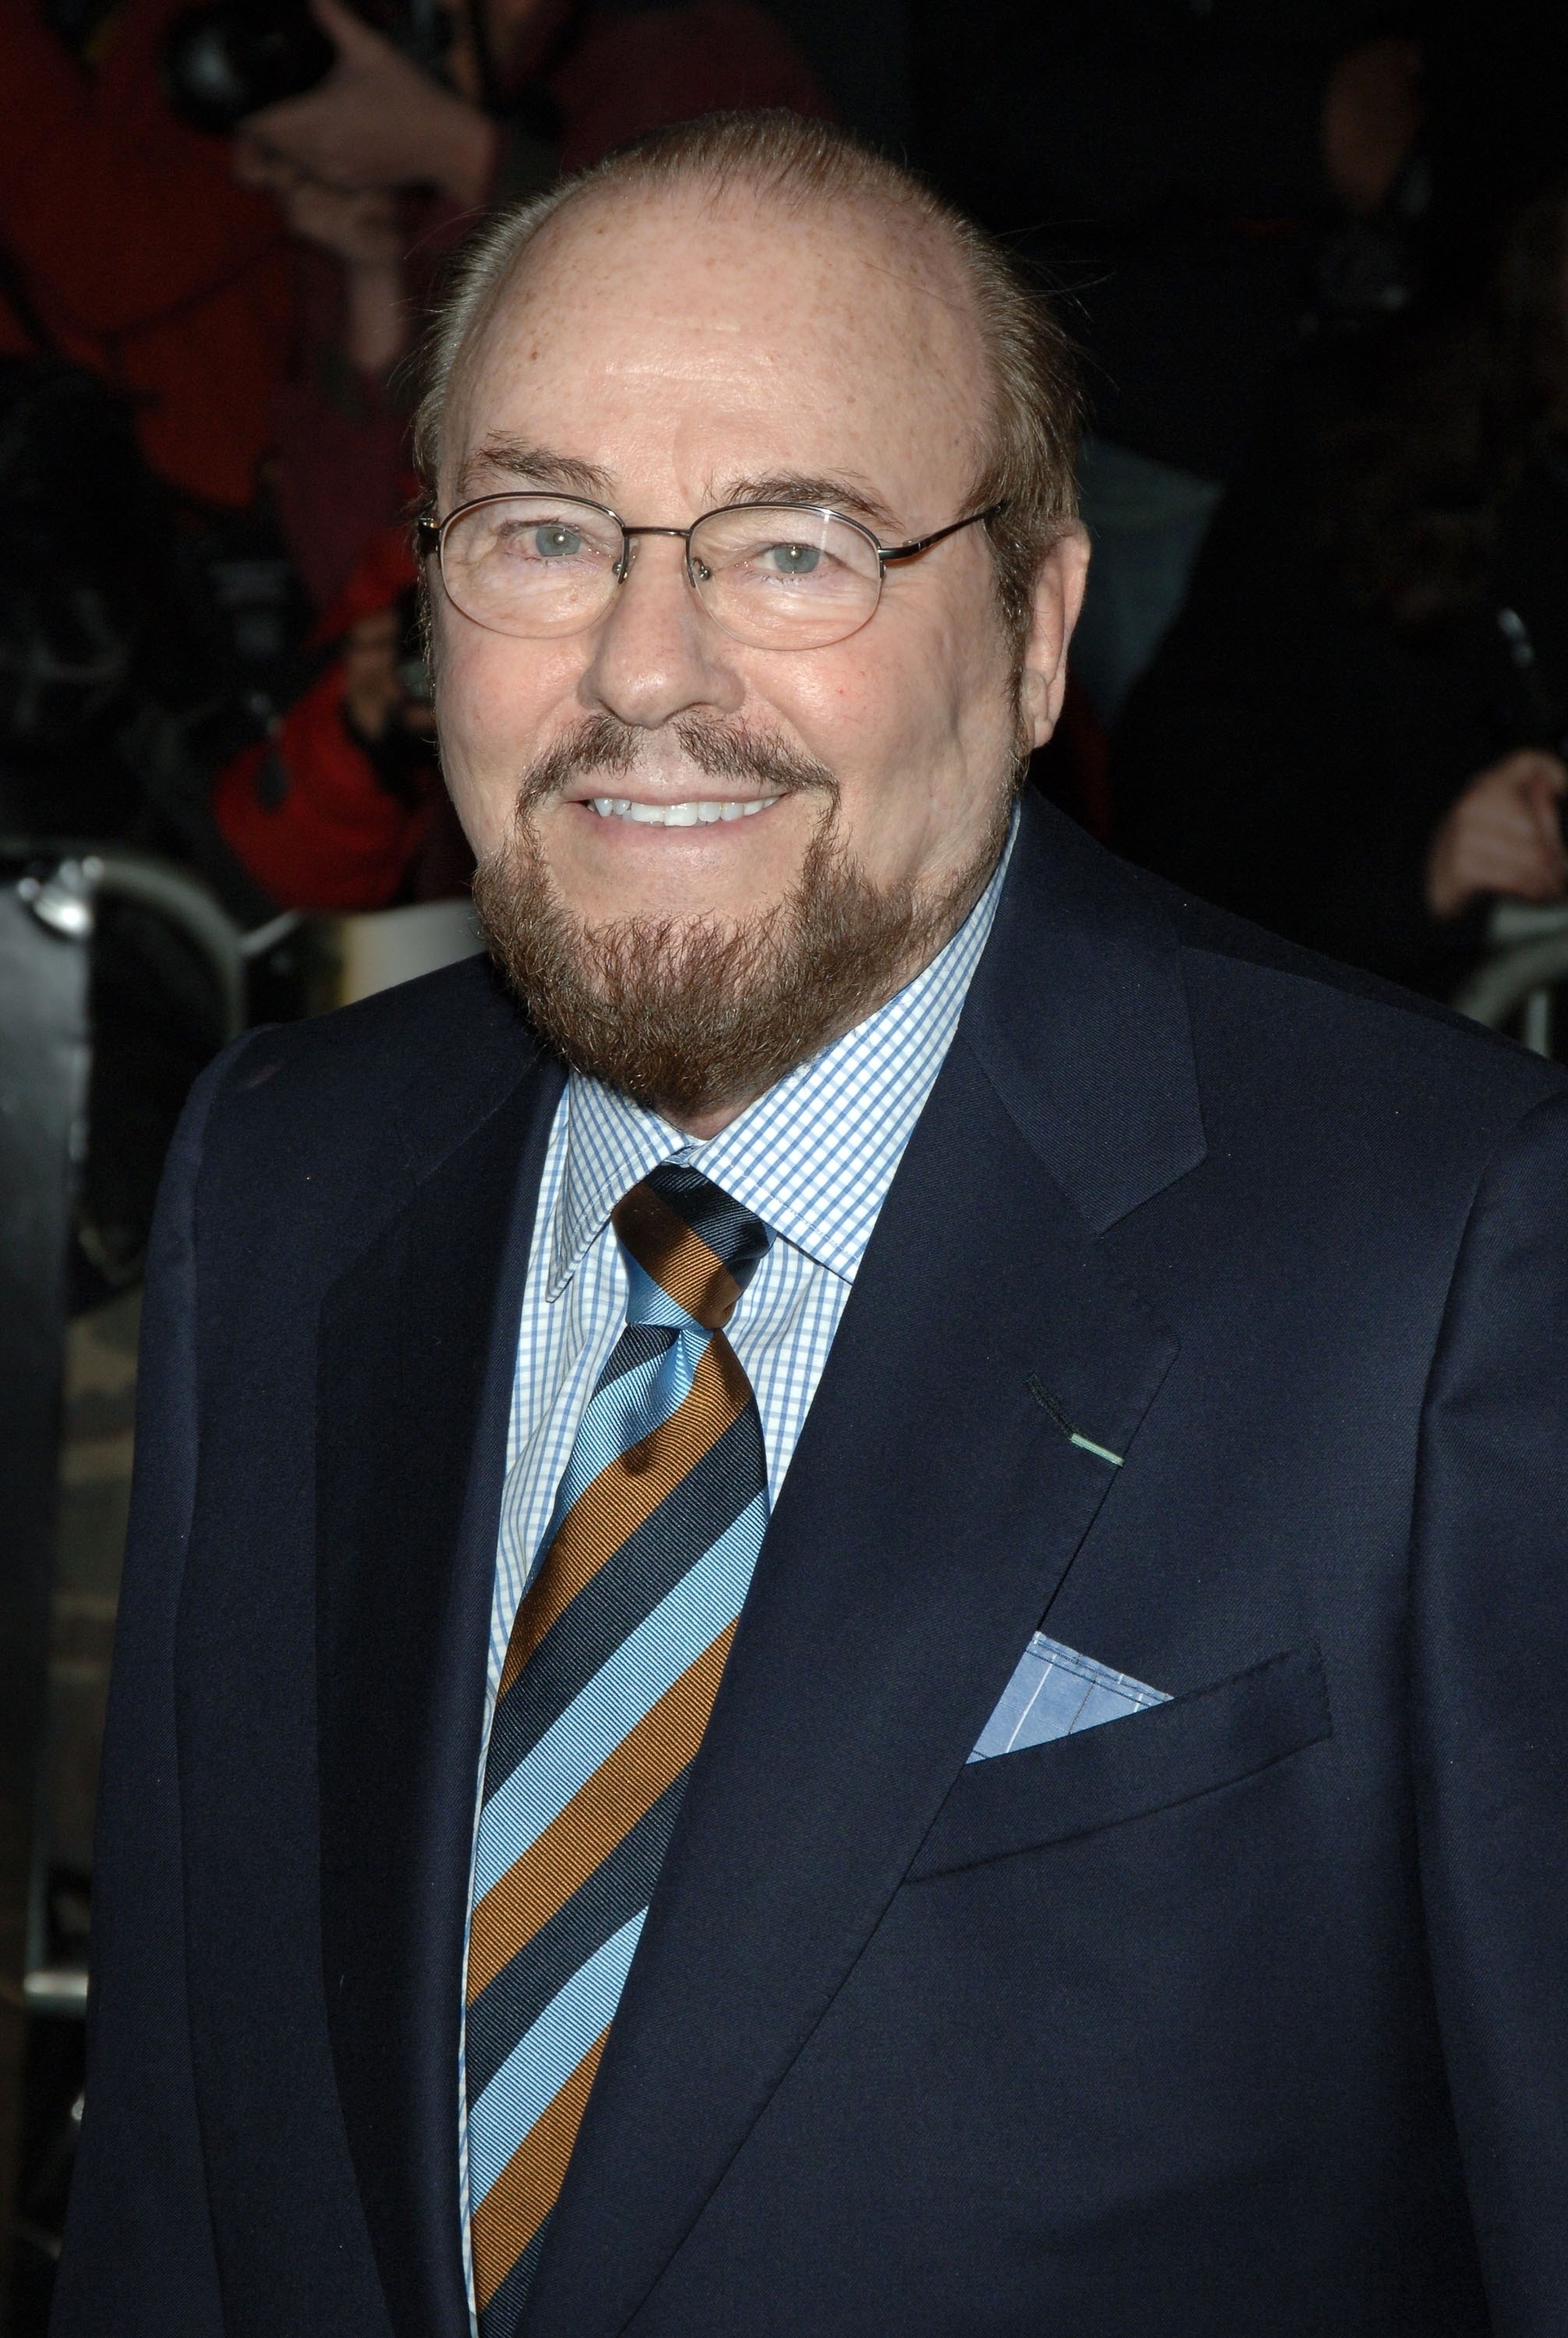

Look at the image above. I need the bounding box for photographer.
[210,525,453,909]
[0,0,292,509]
[209,0,828,906]
[231,0,829,601]
[235,0,827,199]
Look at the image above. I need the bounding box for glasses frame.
[415,493,1008,646]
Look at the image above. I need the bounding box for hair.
[411,109,1080,645]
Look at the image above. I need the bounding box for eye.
[760,541,822,576]
[488,518,591,561]
[533,523,585,559]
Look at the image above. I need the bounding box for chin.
[547,852,806,938]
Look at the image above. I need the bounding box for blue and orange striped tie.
[465,1163,772,2333]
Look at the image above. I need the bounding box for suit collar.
[959,790,1206,1231]
[384,955,555,1192]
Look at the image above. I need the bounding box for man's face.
[432,182,1086,1122]
[437,183,1082,896]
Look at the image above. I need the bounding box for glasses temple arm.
[878,502,1006,567]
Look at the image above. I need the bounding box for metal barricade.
[1453,902,1568,1057]
[0,846,246,2331]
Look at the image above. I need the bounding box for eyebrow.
[452,439,616,506]
[717,471,901,535]
[451,444,904,537]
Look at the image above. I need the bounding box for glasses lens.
[690,507,881,648]
[438,496,623,637]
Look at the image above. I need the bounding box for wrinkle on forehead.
[446,182,988,514]
[533,200,968,346]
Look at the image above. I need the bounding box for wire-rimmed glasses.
[416,493,1005,652]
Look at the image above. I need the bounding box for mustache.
[514,713,839,810]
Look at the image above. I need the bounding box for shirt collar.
[546,814,1015,1298]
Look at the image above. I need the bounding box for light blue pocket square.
[968,1633,1170,1762]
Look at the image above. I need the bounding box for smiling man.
[419,129,1079,1136]
[57,113,1568,2338]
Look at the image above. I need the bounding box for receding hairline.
[433,169,991,493]
[412,110,1080,644]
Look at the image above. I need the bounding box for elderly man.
[56,112,1568,2338]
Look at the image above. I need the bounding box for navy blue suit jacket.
[53,797,1568,2336]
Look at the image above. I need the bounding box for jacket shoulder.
[1161,874,1568,1143]
[187,955,553,1266]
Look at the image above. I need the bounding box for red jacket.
[0,0,295,507]
[212,530,438,910]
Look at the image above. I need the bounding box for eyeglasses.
[416,493,1005,652]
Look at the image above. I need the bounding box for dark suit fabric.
[53,796,1568,2336]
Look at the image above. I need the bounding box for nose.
[579,532,744,729]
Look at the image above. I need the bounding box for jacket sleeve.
[1411,1085,1568,2329]
[50,1040,257,2337]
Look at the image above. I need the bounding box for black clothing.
[1113,396,1568,993]
[54,796,1568,2336]
[910,0,1383,479]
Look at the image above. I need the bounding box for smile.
[586,796,782,825]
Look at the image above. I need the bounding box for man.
[55,112,1568,2338]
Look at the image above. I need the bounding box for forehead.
[446,183,986,520]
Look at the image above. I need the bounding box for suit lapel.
[525,800,1202,2337]
[316,1034,566,2338]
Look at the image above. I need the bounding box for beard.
[471,712,1014,1123]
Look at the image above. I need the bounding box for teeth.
[588,796,780,826]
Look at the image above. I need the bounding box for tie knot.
[611,1164,770,1332]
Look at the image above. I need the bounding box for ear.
[1017,525,1090,752]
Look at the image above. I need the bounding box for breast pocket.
[906,1647,1333,1883]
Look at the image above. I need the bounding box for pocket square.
[969,1633,1170,1762]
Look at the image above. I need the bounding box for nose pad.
[612,534,704,592]
[610,532,712,616]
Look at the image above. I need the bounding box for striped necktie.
[465,1162,772,2333]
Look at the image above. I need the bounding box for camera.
[162,0,447,136]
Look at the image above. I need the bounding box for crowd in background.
[1,0,1566,1234]
[1111,4,1568,992]
[3,7,1566,2313]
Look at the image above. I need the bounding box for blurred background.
[2,0,1566,2322]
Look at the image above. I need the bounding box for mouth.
[583,795,784,827]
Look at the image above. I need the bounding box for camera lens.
[162,0,337,135]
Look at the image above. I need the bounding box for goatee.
[471,714,1011,1123]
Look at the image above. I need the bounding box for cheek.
[774,604,1012,815]
[772,601,1019,891]
[433,626,581,852]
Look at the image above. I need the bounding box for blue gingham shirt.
[458,823,1012,2314]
